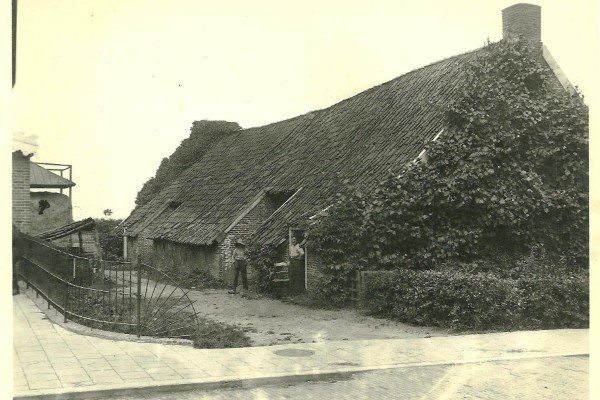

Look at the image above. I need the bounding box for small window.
[266,191,295,211]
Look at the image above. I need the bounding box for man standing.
[229,238,248,294]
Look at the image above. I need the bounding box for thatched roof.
[123,48,484,246]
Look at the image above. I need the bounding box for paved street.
[13,290,589,399]
[112,356,589,400]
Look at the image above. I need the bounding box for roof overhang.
[542,45,578,96]
[38,218,96,241]
[30,162,75,189]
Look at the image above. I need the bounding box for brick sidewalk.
[12,292,589,399]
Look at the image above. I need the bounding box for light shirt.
[289,243,304,259]
[232,247,246,261]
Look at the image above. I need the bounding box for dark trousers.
[232,260,248,291]
[289,257,305,294]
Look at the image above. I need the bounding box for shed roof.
[30,163,75,189]
[38,218,95,241]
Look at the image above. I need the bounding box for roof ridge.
[236,46,484,134]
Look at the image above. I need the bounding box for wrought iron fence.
[18,235,201,339]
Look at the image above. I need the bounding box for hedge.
[361,269,588,331]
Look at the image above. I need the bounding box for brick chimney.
[502,3,541,44]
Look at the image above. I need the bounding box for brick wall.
[126,236,138,263]
[125,226,155,267]
[12,151,31,233]
[126,193,281,285]
[152,239,218,276]
[502,3,541,44]
[219,195,278,284]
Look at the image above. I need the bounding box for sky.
[9,0,599,220]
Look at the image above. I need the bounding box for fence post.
[64,280,69,323]
[136,260,142,337]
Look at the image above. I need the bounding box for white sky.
[9,0,599,220]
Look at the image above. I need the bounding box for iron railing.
[19,235,201,339]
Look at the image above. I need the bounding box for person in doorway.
[289,235,305,294]
[229,238,248,294]
[289,235,304,260]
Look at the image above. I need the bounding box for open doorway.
[288,228,306,293]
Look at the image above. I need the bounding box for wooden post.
[94,228,102,260]
[64,280,69,323]
[123,231,128,260]
[68,166,72,201]
[78,231,84,254]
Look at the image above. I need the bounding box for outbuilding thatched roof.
[38,218,95,241]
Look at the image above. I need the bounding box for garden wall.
[152,239,219,276]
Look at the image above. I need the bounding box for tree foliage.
[95,218,124,261]
[247,243,281,294]
[135,120,241,206]
[311,39,588,271]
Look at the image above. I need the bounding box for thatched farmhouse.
[123,4,576,290]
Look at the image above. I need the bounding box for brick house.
[12,151,75,232]
[12,136,100,255]
[12,150,33,234]
[122,4,577,290]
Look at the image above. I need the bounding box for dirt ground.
[107,272,450,346]
[185,288,451,346]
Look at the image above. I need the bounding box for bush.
[192,318,252,349]
[310,38,588,271]
[438,249,586,280]
[307,262,360,308]
[95,218,124,261]
[163,266,225,290]
[247,243,281,295]
[517,274,589,329]
[361,269,588,331]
